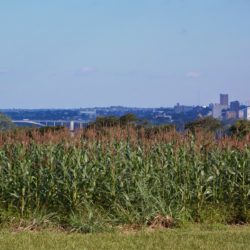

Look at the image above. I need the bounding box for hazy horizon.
[1,0,250,108]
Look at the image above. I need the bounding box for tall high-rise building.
[243,107,250,121]
[230,101,240,118]
[220,94,229,106]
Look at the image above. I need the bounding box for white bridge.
[12,120,90,131]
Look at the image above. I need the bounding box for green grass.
[0,225,250,250]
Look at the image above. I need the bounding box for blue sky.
[0,0,250,108]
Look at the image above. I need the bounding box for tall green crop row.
[0,139,249,228]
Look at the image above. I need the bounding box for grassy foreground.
[0,225,250,250]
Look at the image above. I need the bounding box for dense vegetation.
[87,113,144,128]
[185,117,222,134]
[229,120,250,138]
[0,113,15,131]
[0,127,249,232]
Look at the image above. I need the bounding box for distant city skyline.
[0,0,250,108]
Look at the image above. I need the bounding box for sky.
[0,0,250,108]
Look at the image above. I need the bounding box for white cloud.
[186,71,201,78]
[79,67,97,74]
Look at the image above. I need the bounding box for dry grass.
[1,126,250,150]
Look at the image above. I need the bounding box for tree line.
[1,112,250,138]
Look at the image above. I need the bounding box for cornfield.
[0,127,249,231]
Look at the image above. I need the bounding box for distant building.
[220,94,229,106]
[174,103,193,114]
[79,109,97,119]
[208,103,213,109]
[243,107,250,120]
[230,101,240,118]
[239,110,244,119]
[212,104,228,119]
[224,111,237,120]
